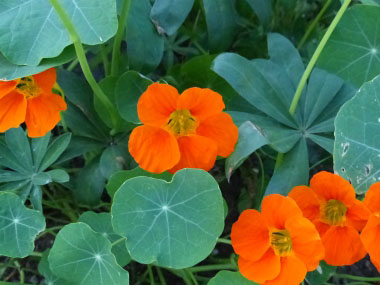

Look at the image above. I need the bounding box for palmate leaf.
[318,5,380,87]
[49,223,129,285]
[111,169,224,269]
[334,75,380,193]
[213,33,354,195]
[0,128,70,209]
[0,0,117,66]
[0,192,45,257]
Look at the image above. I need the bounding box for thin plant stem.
[217,238,232,245]
[156,267,167,285]
[111,237,126,247]
[148,265,155,285]
[100,45,110,76]
[67,58,79,71]
[298,0,333,50]
[181,269,193,285]
[187,263,237,273]
[49,0,118,130]
[185,269,199,285]
[111,0,131,76]
[310,155,332,170]
[334,274,380,282]
[275,0,352,170]
[289,0,352,116]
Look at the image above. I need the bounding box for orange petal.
[322,226,366,266]
[177,87,225,121]
[25,93,67,138]
[360,214,380,265]
[129,125,180,173]
[137,83,179,127]
[364,182,380,213]
[310,171,356,207]
[33,68,56,93]
[0,80,17,99]
[288,186,321,222]
[264,256,307,285]
[261,194,303,230]
[0,92,27,132]
[238,249,281,284]
[196,113,238,157]
[313,220,331,237]
[231,209,270,261]
[285,216,324,271]
[370,256,380,273]
[168,135,218,173]
[346,200,370,231]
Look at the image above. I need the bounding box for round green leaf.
[115,71,152,124]
[318,5,380,87]
[111,169,224,269]
[208,271,256,285]
[334,75,380,193]
[0,0,117,66]
[78,211,131,267]
[49,223,129,285]
[38,250,70,285]
[0,192,45,257]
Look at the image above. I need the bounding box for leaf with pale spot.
[111,169,224,269]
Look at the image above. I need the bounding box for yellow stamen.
[167,109,197,136]
[270,229,293,256]
[16,76,40,99]
[321,199,347,226]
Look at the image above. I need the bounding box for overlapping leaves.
[0,128,70,211]
[213,33,356,194]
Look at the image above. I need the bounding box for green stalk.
[111,0,131,76]
[49,0,118,130]
[275,0,351,170]
[288,0,352,116]
[297,0,333,50]
[148,265,155,285]
[334,273,380,282]
[217,238,232,245]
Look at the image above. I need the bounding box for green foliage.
[208,270,256,284]
[0,0,117,65]
[111,169,224,268]
[0,192,45,257]
[334,75,380,193]
[0,128,70,210]
[318,5,380,87]
[306,261,337,285]
[213,33,354,195]
[49,223,129,284]
[78,211,131,266]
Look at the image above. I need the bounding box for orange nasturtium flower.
[360,182,380,271]
[288,171,370,266]
[0,68,67,137]
[231,195,324,284]
[128,83,238,174]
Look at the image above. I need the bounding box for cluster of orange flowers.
[231,171,380,284]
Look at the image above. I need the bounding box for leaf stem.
[217,238,232,245]
[148,265,155,285]
[111,237,126,247]
[288,0,352,116]
[111,0,131,76]
[156,267,167,285]
[334,273,380,282]
[49,0,118,129]
[297,0,333,50]
[186,263,237,273]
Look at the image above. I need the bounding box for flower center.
[321,199,347,226]
[167,109,197,136]
[16,76,40,99]
[270,229,293,257]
